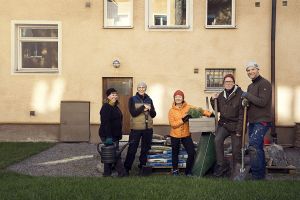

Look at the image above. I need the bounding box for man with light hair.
[124,82,156,175]
[242,61,272,180]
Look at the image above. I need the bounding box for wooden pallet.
[266,165,297,174]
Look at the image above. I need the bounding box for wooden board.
[266,165,297,174]
[189,118,215,133]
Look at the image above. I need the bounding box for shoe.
[124,169,129,177]
[213,163,230,177]
[172,169,179,176]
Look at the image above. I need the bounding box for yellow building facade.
[0,0,299,144]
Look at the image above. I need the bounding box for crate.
[189,117,216,133]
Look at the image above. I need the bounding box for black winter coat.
[99,102,123,140]
[210,85,244,134]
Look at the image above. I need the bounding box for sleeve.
[168,109,184,129]
[246,81,272,107]
[100,104,112,137]
[128,97,145,117]
[149,100,157,118]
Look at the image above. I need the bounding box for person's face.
[174,95,183,104]
[246,67,260,80]
[137,86,146,96]
[223,77,235,90]
[107,92,118,103]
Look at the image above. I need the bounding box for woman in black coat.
[99,88,125,177]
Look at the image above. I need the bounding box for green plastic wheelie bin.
[192,132,216,177]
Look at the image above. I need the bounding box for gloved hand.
[242,98,249,107]
[241,92,248,98]
[104,137,113,145]
[182,115,192,123]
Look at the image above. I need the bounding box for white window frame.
[11,20,62,74]
[103,0,133,28]
[205,68,236,92]
[146,0,193,30]
[205,0,236,29]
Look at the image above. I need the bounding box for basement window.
[12,21,61,73]
[205,68,235,91]
[206,0,236,28]
[104,0,133,28]
[147,0,192,29]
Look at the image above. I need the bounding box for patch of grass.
[0,142,299,200]
[0,174,299,200]
[0,142,55,169]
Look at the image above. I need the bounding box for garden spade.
[234,98,250,181]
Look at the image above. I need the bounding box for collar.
[252,75,262,83]
[223,85,238,99]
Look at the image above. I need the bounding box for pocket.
[223,123,237,132]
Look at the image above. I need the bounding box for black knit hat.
[106,88,117,97]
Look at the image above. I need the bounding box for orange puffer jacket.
[168,102,192,138]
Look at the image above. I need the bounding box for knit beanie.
[223,74,235,83]
[173,90,184,99]
[137,82,147,90]
[106,88,117,97]
[246,61,260,70]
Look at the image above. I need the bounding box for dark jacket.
[245,75,272,123]
[99,102,123,140]
[128,92,156,130]
[210,85,244,134]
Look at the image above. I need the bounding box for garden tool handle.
[214,98,218,133]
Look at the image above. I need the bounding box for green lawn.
[0,142,299,200]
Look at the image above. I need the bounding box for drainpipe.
[271,0,277,142]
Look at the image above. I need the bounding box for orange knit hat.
[173,90,184,99]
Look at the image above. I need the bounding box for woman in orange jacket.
[168,90,195,176]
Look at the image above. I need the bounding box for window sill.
[103,26,134,29]
[14,68,59,74]
[204,89,223,93]
[205,25,237,29]
[148,25,190,29]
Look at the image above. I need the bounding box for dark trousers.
[100,137,125,176]
[248,122,271,179]
[171,136,195,175]
[215,126,242,167]
[124,129,153,170]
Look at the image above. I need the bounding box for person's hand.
[104,138,113,145]
[144,104,151,111]
[241,92,248,98]
[182,115,192,123]
[212,93,219,99]
[236,132,241,137]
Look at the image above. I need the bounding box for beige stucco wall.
[0,0,298,129]
[276,1,300,126]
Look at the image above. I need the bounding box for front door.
[102,77,133,135]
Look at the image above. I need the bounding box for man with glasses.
[124,82,156,175]
[211,74,244,178]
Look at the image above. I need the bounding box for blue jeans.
[248,122,271,179]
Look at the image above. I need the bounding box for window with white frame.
[104,0,133,28]
[205,68,235,90]
[12,21,61,73]
[206,0,235,28]
[147,0,191,29]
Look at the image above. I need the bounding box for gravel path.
[7,143,300,179]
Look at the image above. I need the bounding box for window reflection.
[22,42,58,69]
[106,0,132,27]
[207,0,232,26]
